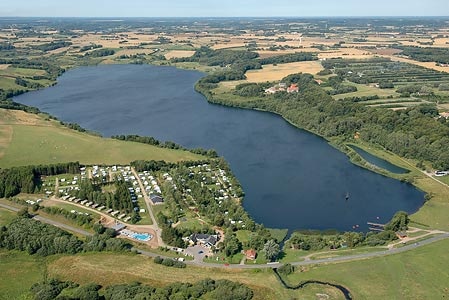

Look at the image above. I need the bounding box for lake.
[14,64,424,232]
[349,145,409,174]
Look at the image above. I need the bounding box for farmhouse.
[287,83,299,93]
[189,233,218,248]
[265,82,299,94]
[244,249,257,260]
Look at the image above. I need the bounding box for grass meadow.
[0,109,203,168]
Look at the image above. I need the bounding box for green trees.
[263,239,280,261]
[277,263,295,275]
[30,278,253,300]
[258,52,317,65]
[0,217,83,255]
[0,216,129,256]
[384,211,409,232]
[223,232,242,257]
[0,162,80,198]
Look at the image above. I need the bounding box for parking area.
[185,245,210,262]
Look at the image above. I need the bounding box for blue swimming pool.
[132,233,152,241]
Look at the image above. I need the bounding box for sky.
[0,0,448,18]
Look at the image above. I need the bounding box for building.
[245,249,257,260]
[150,194,164,204]
[287,83,299,93]
[189,233,218,248]
[112,221,126,232]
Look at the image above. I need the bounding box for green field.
[0,207,17,226]
[0,109,203,168]
[333,82,400,100]
[0,249,342,300]
[0,237,445,300]
[282,238,449,299]
[0,250,43,300]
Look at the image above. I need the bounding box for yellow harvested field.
[437,103,449,110]
[164,50,195,59]
[114,48,157,57]
[433,38,449,47]
[246,61,324,82]
[318,48,374,59]
[212,42,246,50]
[0,109,49,127]
[257,48,319,58]
[0,64,10,70]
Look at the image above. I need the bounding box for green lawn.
[0,207,17,226]
[0,250,45,300]
[333,82,399,100]
[268,228,288,243]
[0,76,24,90]
[435,174,449,186]
[0,67,47,77]
[236,229,252,244]
[0,121,203,168]
[412,177,449,231]
[282,238,449,299]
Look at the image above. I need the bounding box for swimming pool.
[132,233,152,242]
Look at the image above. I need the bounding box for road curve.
[1,202,448,269]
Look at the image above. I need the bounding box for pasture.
[46,252,346,300]
[281,238,449,299]
[0,109,203,168]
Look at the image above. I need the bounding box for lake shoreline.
[11,63,426,232]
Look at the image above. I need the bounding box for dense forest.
[0,162,80,198]
[394,46,449,64]
[30,278,253,300]
[112,134,218,157]
[0,215,129,255]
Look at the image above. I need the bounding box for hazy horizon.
[1,0,448,18]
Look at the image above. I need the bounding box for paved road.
[1,202,448,269]
[131,167,164,247]
[0,202,92,236]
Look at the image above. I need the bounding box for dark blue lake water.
[14,64,424,232]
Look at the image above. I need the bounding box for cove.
[349,145,409,174]
[14,64,424,232]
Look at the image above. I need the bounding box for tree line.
[0,214,129,256]
[286,212,409,250]
[0,162,80,198]
[393,45,449,64]
[30,278,253,300]
[112,134,218,158]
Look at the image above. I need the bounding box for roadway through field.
[1,201,448,270]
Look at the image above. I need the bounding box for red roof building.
[287,83,299,93]
[245,249,257,260]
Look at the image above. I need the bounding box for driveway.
[185,245,210,262]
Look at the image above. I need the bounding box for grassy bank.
[0,109,203,168]
[0,249,348,300]
[281,238,449,299]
